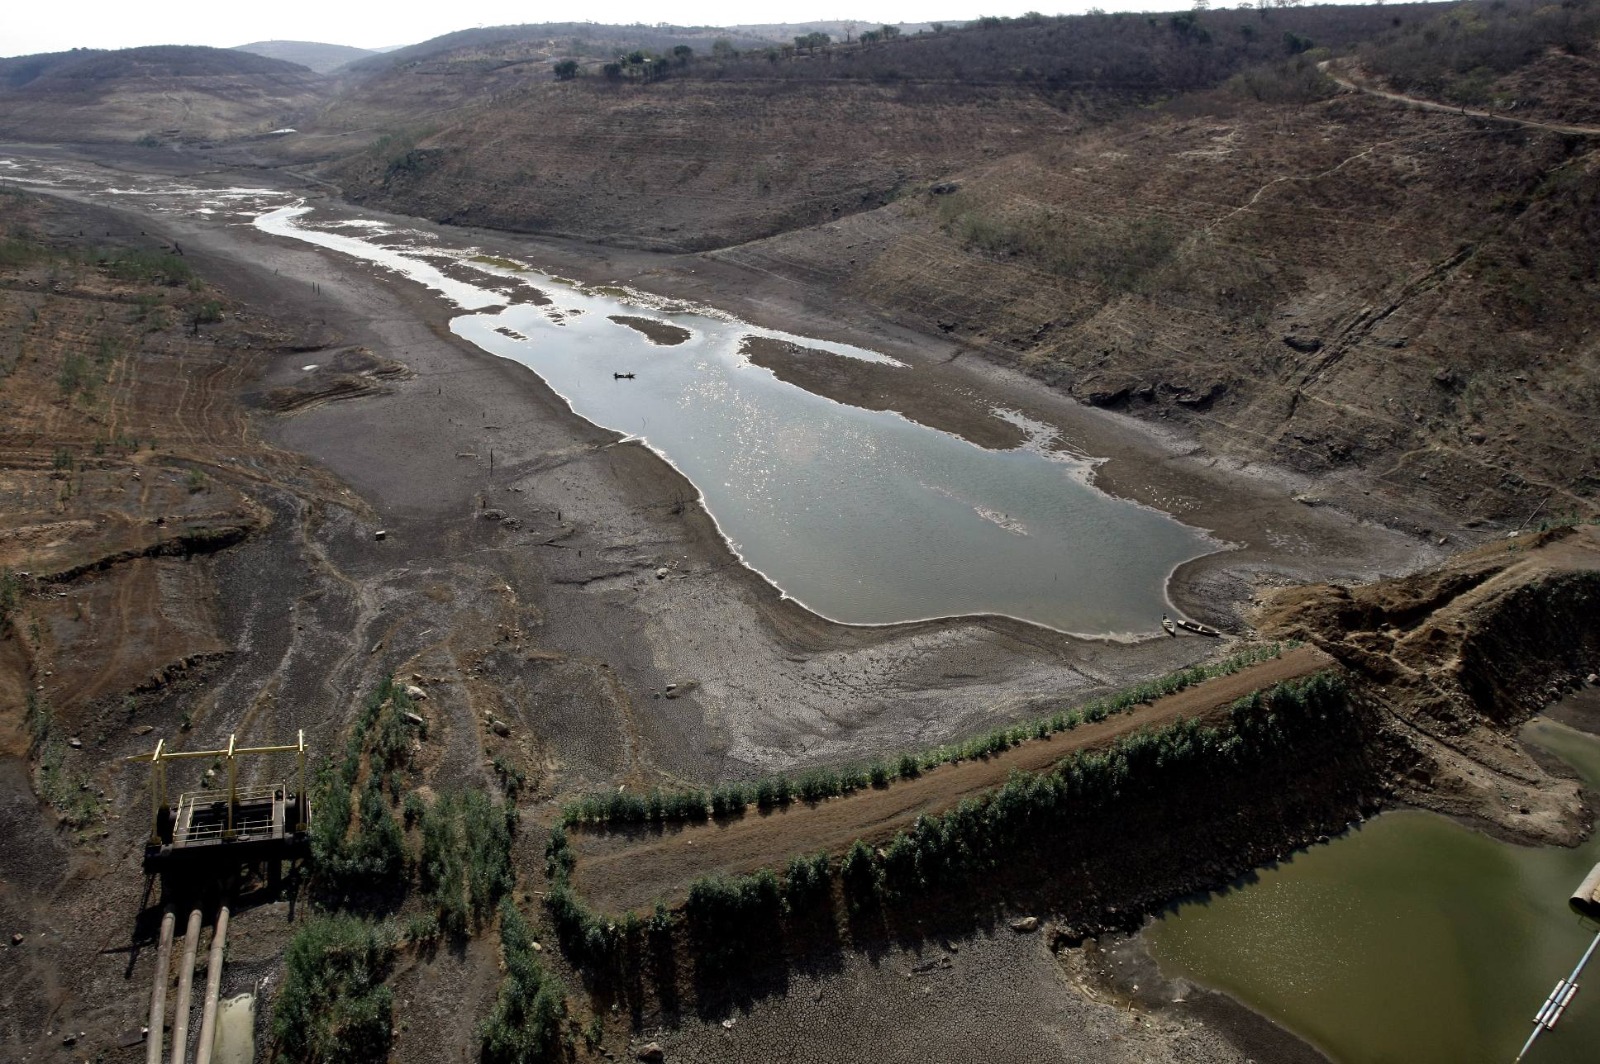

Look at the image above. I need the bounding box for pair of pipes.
[146,905,230,1064]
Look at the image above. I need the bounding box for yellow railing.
[124,731,308,845]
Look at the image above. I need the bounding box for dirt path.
[1323,61,1600,136]
[570,644,1334,913]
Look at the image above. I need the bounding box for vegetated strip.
[560,641,1303,831]
[567,645,1332,914]
[544,668,1348,975]
[274,676,569,1063]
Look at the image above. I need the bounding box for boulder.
[636,1045,665,1062]
[1010,916,1039,933]
[404,684,428,700]
[491,720,511,737]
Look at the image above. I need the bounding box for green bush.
[0,570,19,629]
[684,869,782,970]
[273,915,395,1063]
[480,899,566,1063]
[782,852,832,910]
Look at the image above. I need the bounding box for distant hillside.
[235,40,376,74]
[725,21,937,41]
[344,22,774,75]
[0,45,326,143]
[325,0,1600,529]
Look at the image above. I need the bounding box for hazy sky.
[3,0,1212,57]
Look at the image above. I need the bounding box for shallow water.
[253,204,1215,635]
[0,156,1218,635]
[1148,718,1600,1064]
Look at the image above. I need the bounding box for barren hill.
[0,45,326,143]
[314,0,1599,534]
[234,39,377,74]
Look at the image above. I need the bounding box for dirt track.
[1323,61,1600,136]
[571,645,1334,913]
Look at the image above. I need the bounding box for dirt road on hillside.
[1323,61,1600,136]
[571,645,1334,912]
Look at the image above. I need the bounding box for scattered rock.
[636,1044,665,1063]
[1587,673,1597,685]
[373,529,387,540]
[404,685,427,700]
[1282,334,1323,353]
[10,933,22,945]
[481,508,508,521]
[1010,916,1039,933]
[721,1018,736,1029]
[491,720,511,737]
[930,181,961,195]
[404,712,425,727]
[68,737,82,749]
[1292,493,1319,506]
[62,1034,76,1047]
[655,567,669,579]
[133,725,154,736]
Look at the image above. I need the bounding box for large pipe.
[193,906,230,1064]
[145,909,175,1064]
[170,908,203,1064]
[1571,860,1600,921]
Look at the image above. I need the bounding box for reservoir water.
[1148,717,1600,1064]
[251,204,1216,635]
[0,151,1219,635]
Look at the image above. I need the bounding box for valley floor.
[0,148,1510,1063]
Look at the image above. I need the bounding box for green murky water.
[1149,718,1600,1064]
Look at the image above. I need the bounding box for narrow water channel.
[1148,717,1600,1064]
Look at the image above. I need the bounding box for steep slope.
[331,80,1078,249]
[711,80,1600,528]
[0,45,327,143]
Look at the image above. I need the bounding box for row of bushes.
[479,899,567,1064]
[847,671,1348,904]
[311,676,515,932]
[309,673,425,889]
[417,789,517,936]
[682,674,1346,934]
[560,643,1295,829]
[544,671,1347,978]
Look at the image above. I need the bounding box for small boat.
[1161,615,1176,637]
[1176,619,1222,637]
[613,372,636,380]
